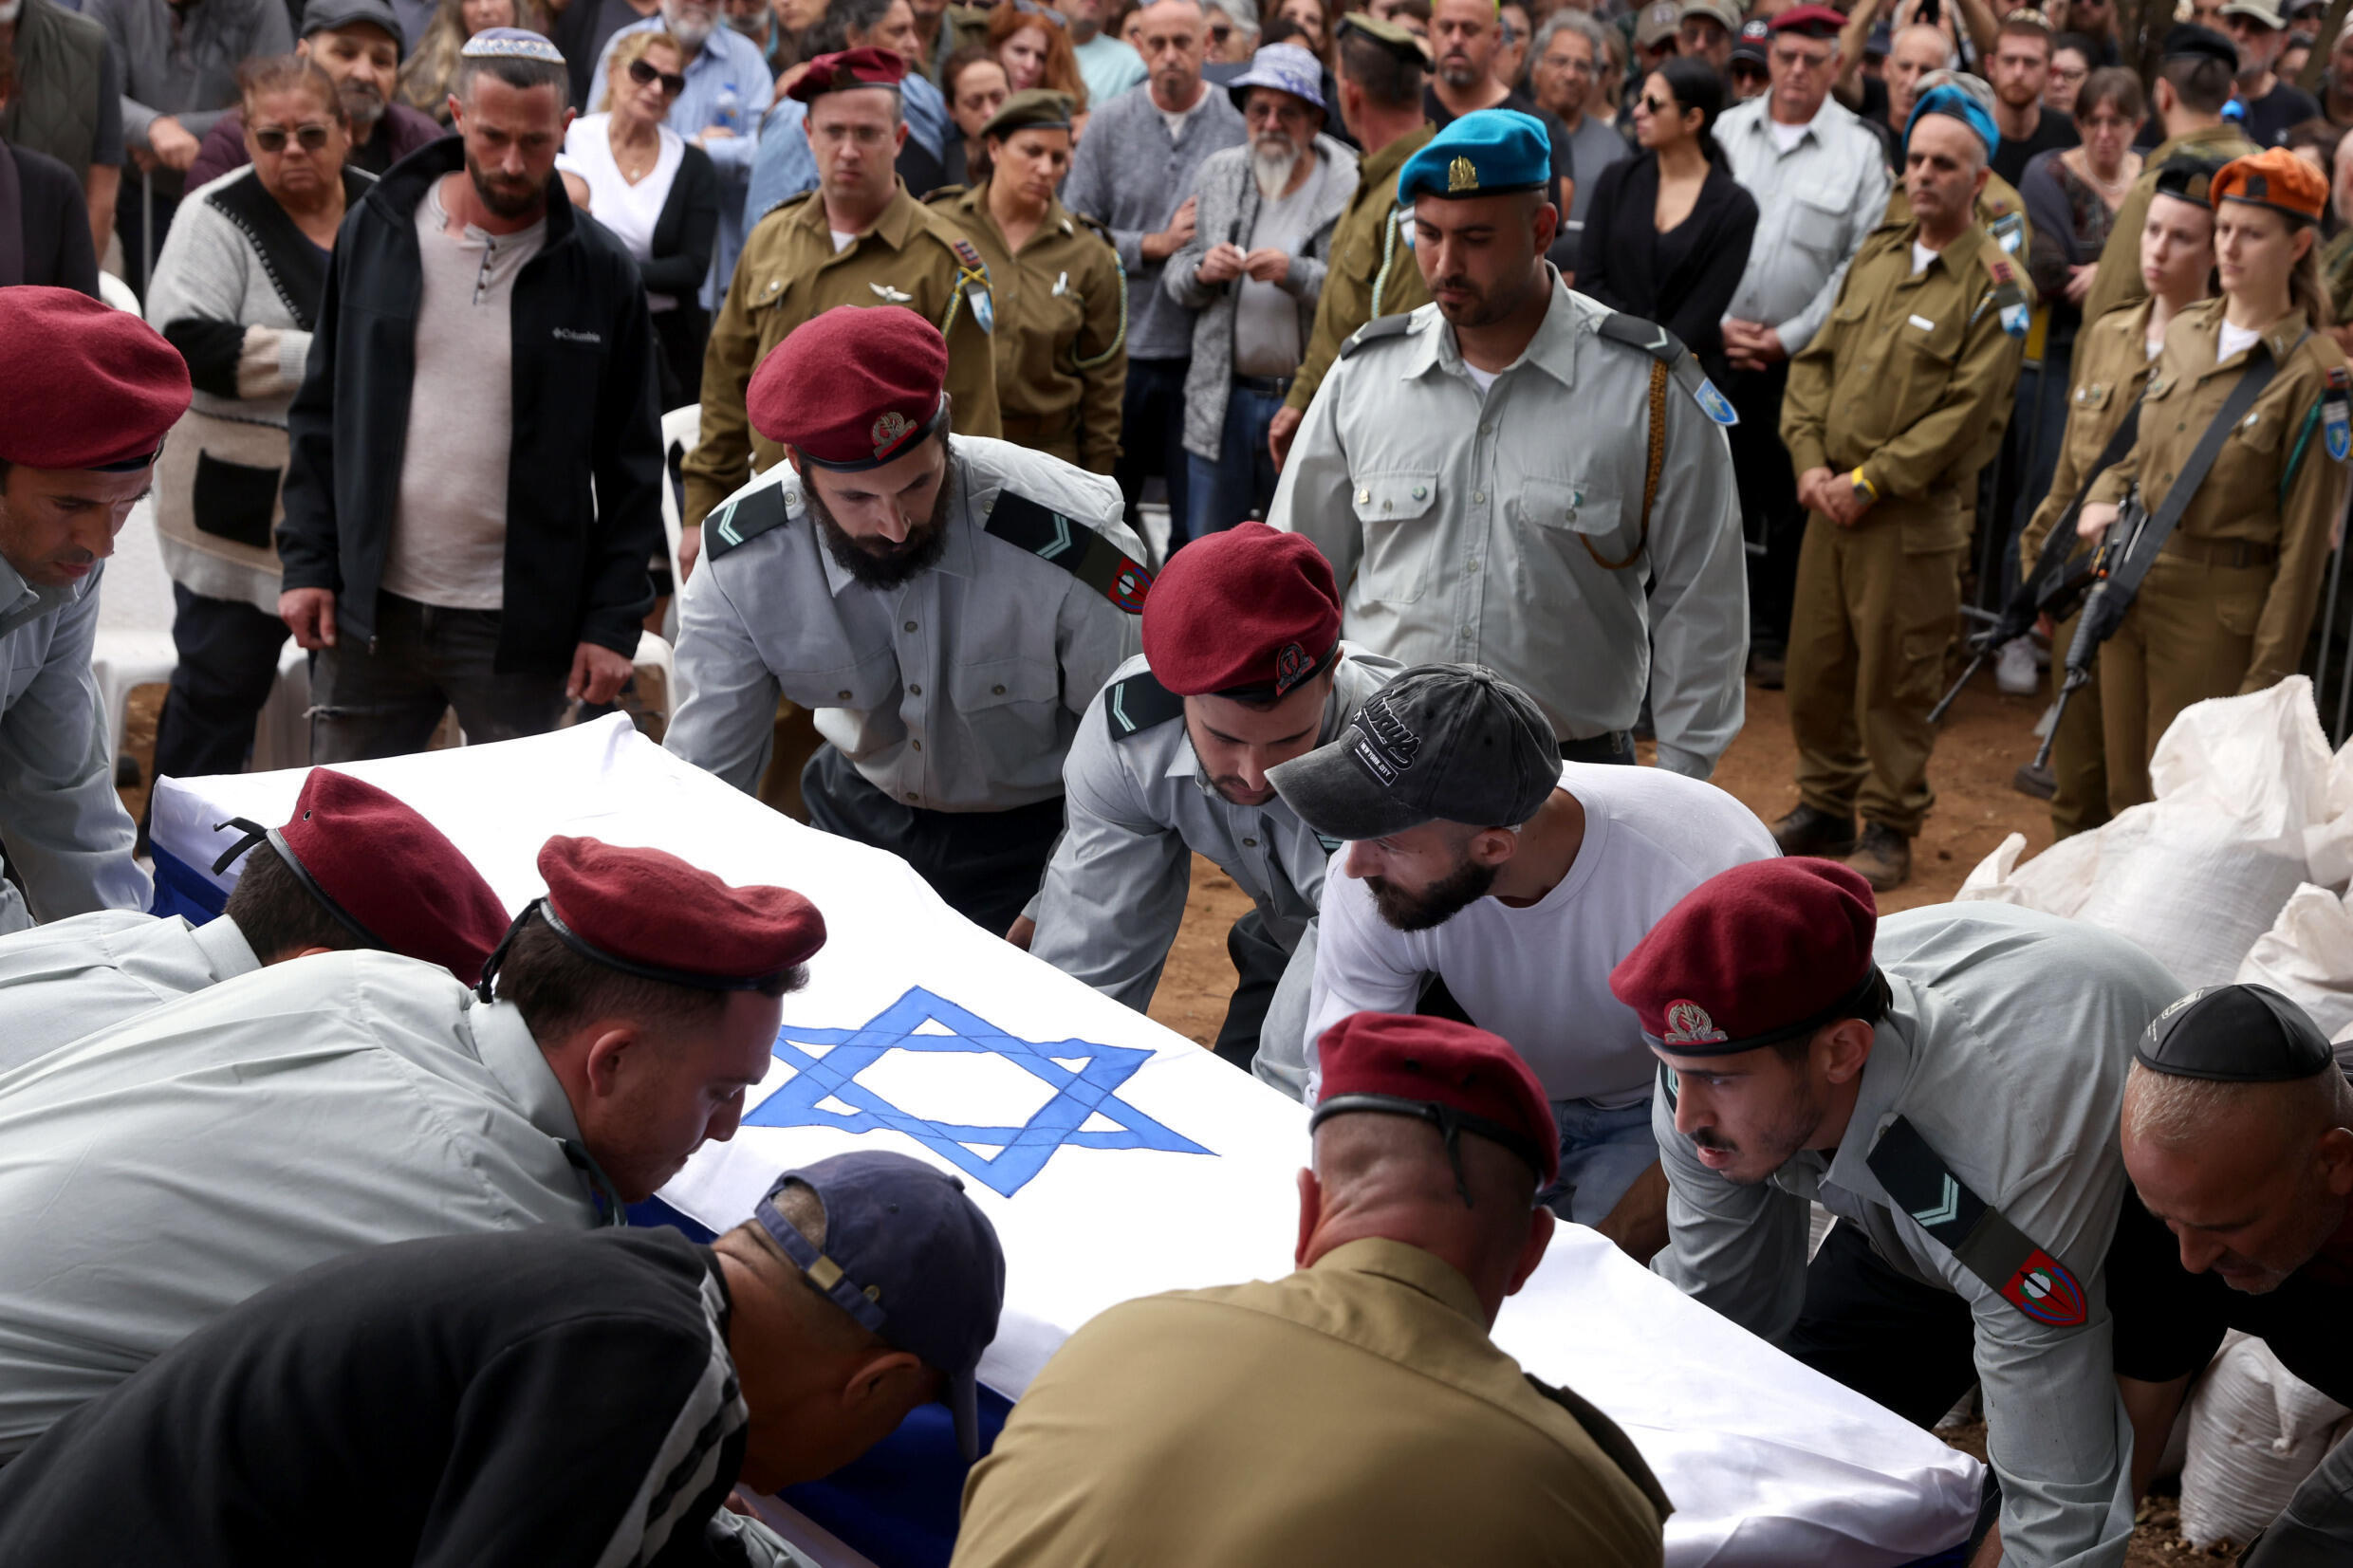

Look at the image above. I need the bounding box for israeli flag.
[152,717,1983,1568]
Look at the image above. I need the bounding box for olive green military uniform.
[2080,123,2258,330]
[1281,123,1436,422]
[1782,218,2029,839]
[930,184,1127,473]
[2325,228,2353,329]
[2016,298,2161,839]
[682,182,1003,529]
[2083,299,2351,811]
[1880,173,2034,260]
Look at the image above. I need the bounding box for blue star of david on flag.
[742,987,1212,1196]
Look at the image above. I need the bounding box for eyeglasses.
[1208,20,1231,39]
[628,57,688,96]
[251,122,334,153]
[1009,0,1067,27]
[1638,91,1676,112]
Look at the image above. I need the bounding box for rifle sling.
[2017,397,2145,618]
[2103,339,2296,612]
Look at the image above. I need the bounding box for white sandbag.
[1955,681,2346,986]
[2179,1332,2353,1551]
[2237,884,2353,1048]
[2074,815,2309,988]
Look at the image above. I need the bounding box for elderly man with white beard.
[1165,42,1357,540]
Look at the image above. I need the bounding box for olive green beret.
[982,88,1076,140]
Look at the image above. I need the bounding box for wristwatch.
[1848,469,1880,506]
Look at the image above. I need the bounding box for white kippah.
[462,26,565,62]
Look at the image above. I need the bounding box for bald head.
[1886,24,1952,123]
[2122,1061,2353,1294]
[1295,1111,1554,1325]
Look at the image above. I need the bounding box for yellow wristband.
[1848,469,1879,503]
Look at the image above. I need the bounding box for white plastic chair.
[96,271,140,316]
[248,641,313,773]
[658,404,699,643]
[89,497,177,767]
[632,629,676,732]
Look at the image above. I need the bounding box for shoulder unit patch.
[1103,669,1186,739]
[1596,310,1739,426]
[703,483,794,561]
[985,489,1153,613]
[1867,1116,2089,1330]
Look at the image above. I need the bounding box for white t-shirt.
[1767,116,1809,153]
[558,115,684,308]
[1463,362,1500,394]
[2219,320,2263,365]
[1232,155,1328,378]
[1911,239,1936,275]
[1305,764,1782,1105]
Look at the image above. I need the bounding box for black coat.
[0,138,98,296]
[634,138,720,300]
[1576,152,1757,378]
[279,137,663,674]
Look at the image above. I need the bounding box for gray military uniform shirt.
[666,434,1147,812]
[1028,646,1399,1012]
[0,557,150,935]
[0,950,600,1457]
[0,909,259,1071]
[1653,903,2185,1568]
[1268,273,1749,778]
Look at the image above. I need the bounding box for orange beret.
[2212,148,2328,226]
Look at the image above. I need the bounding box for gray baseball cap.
[1267,664,1560,841]
[303,0,409,57]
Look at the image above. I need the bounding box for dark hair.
[0,33,16,100]
[2075,63,2143,123]
[808,0,895,55]
[2051,29,2099,64]
[2285,115,2343,164]
[494,909,805,1043]
[1338,28,1425,106]
[239,53,345,124]
[452,50,571,109]
[220,840,369,964]
[1653,55,1726,164]
[2159,51,2234,116]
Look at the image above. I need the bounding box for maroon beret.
[1769,4,1845,34]
[1609,858,1881,1059]
[1312,1011,1558,1189]
[533,836,825,989]
[787,45,909,103]
[1141,522,1342,699]
[749,306,947,470]
[266,769,511,985]
[0,287,192,470]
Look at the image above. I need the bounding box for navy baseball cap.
[1267,663,1561,840]
[751,1152,1007,1459]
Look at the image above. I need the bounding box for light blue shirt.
[588,18,773,309]
[1071,32,1145,109]
[744,73,949,234]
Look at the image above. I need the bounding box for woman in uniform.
[2017,153,2221,838]
[2078,147,2352,812]
[929,90,1126,475]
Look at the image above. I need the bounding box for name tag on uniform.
[1907,313,1936,332]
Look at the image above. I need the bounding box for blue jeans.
[1183,383,1286,541]
[1540,1096,1659,1225]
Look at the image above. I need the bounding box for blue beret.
[1904,83,1997,157]
[1398,108,1552,203]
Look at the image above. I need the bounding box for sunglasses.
[252,122,334,153]
[1209,20,1232,38]
[1639,91,1677,112]
[628,57,688,96]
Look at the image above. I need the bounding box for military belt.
[2159,535,2279,568]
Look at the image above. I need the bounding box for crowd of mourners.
[11,0,2353,1559]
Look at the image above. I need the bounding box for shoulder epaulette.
[751,188,818,229]
[984,490,1153,612]
[1595,311,1739,427]
[1070,210,1114,244]
[1102,669,1186,739]
[702,483,794,560]
[1521,1375,1674,1522]
[922,183,973,206]
[1339,313,1415,359]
